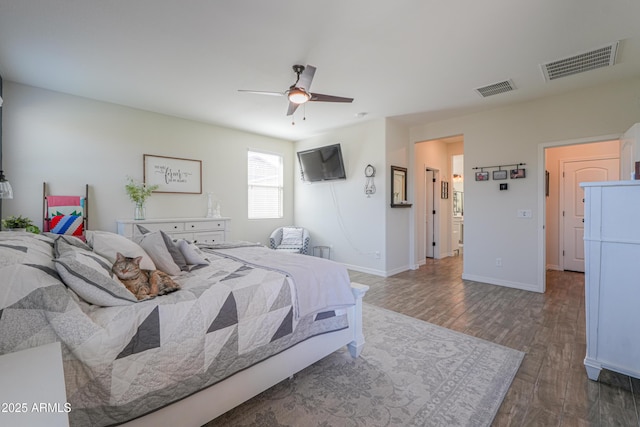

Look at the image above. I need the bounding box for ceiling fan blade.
[297,65,316,91]
[238,89,285,97]
[309,93,354,103]
[286,101,300,116]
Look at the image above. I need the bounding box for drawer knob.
[191,225,195,228]
[174,225,178,229]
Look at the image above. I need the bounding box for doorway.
[542,139,620,278]
[425,168,436,258]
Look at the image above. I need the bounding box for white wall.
[2,83,295,244]
[294,119,387,275]
[410,76,640,292]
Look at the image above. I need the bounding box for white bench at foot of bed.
[121,282,369,427]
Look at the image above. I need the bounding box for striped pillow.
[50,214,84,237]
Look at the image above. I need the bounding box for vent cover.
[475,80,516,98]
[541,41,619,81]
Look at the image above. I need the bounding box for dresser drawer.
[185,221,226,231]
[137,222,185,234]
[194,231,224,244]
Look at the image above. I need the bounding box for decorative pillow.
[281,227,304,246]
[50,214,84,237]
[53,239,138,306]
[177,239,210,265]
[86,230,155,270]
[136,225,187,271]
[134,230,182,276]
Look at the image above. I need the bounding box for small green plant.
[125,177,159,205]
[2,215,41,233]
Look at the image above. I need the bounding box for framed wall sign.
[144,154,202,194]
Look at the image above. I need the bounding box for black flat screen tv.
[297,143,347,182]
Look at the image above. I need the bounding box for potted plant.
[1,215,41,233]
[125,177,159,220]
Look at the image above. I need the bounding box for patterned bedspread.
[0,233,352,426]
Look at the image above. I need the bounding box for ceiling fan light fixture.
[288,88,310,104]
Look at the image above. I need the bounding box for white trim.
[461,273,541,293]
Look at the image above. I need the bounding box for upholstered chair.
[269,226,310,254]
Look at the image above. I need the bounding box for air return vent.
[541,41,619,81]
[475,80,516,98]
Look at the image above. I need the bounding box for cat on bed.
[112,252,181,300]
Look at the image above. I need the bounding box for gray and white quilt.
[0,232,353,426]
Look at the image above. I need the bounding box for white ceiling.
[1,0,639,141]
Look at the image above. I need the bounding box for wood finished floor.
[348,256,640,427]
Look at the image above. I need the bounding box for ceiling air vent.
[475,80,516,98]
[541,41,619,81]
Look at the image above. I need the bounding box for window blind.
[248,151,283,219]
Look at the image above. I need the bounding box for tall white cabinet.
[582,181,640,381]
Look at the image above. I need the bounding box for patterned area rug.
[206,303,524,427]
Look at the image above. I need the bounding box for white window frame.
[247,150,284,219]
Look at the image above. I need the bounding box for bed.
[0,231,368,427]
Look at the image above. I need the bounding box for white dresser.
[582,181,640,381]
[116,217,230,243]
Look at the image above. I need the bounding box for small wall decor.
[364,164,376,197]
[493,169,507,180]
[441,181,449,199]
[144,154,202,194]
[545,170,550,196]
[510,168,526,179]
[473,163,526,182]
[475,171,489,181]
[500,183,508,191]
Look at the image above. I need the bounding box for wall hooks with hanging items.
[364,164,376,197]
[472,163,526,181]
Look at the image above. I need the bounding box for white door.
[562,158,619,272]
[425,169,435,258]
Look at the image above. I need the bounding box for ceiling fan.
[238,65,354,116]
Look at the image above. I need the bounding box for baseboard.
[461,273,542,293]
[342,263,411,278]
[341,263,386,277]
[546,264,562,271]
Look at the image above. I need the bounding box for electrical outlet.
[496,257,502,267]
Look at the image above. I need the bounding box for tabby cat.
[112,252,181,300]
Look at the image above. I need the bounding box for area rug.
[206,303,524,427]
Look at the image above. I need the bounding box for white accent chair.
[269,227,310,254]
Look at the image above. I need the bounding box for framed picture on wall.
[510,168,526,179]
[475,171,489,181]
[493,170,507,180]
[441,181,449,199]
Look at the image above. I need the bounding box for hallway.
[349,257,639,426]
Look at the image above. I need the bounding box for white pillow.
[134,231,181,276]
[177,239,210,265]
[86,230,156,270]
[53,239,138,306]
[281,227,304,246]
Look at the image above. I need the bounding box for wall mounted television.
[297,143,347,182]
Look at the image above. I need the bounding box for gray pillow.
[53,239,138,306]
[136,225,188,271]
[134,229,182,275]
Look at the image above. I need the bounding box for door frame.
[537,133,621,292]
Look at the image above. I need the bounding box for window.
[248,150,283,219]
